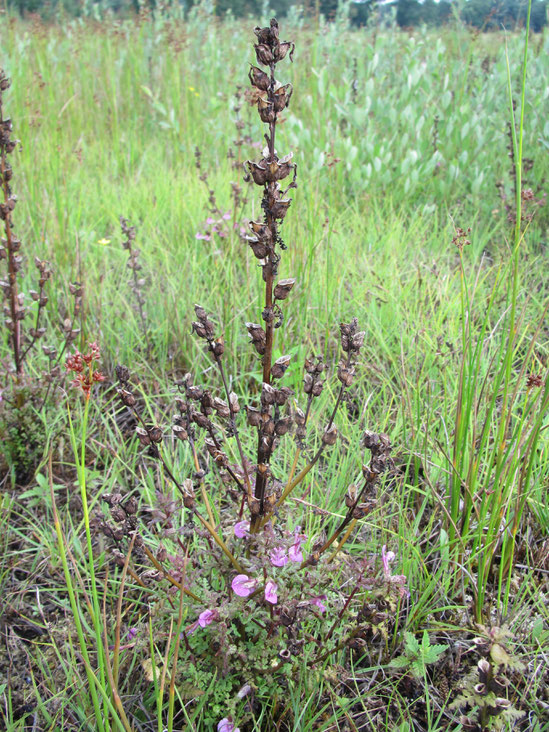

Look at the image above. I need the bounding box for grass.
[0,7,548,731]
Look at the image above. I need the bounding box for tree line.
[7,0,549,33]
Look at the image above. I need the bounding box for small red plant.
[66,341,105,400]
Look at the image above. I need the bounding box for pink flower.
[231,574,258,597]
[198,609,217,628]
[310,595,327,613]
[196,232,211,241]
[264,580,277,604]
[218,718,240,732]
[206,217,216,225]
[270,547,288,567]
[381,545,395,576]
[289,526,307,563]
[381,545,409,599]
[234,520,250,538]
[222,211,231,220]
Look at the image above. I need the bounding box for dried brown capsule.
[275,386,293,405]
[275,416,292,436]
[274,278,295,300]
[255,43,274,65]
[246,161,268,186]
[136,427,151,446]
[271,354,291,379]
[270,197,292,220]
[257,97,276,124]
[246,405,262,427]
[345,484,358,508]
[273,84,293,112]
[261,382,277,405]
[337,361,355,387]
[312,381,323,396]
[182,478,195,508]
[294,407,306,426]
[229,392,240,413]
[149,426,163,443]
[249,220,273,240]
[246,236,270,260]
[322,424,338,446]
[274,41,294,62]
[191,411,210,429]
[248,65,270,91]
[173,424,188,441]
[213,397,230,418]
[117,388,136,407]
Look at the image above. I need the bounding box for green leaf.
[404,631,420,656]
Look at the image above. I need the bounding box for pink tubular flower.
[264,580,278,604]
[198,609,217,628]
[218,718,240,732]
[231,574,258,597]
[234,520,250,538]
[222,211,231,220]
[270,546,288,567]
[381,545,409,599]
[310,595,327,613]
[288,526,307,563]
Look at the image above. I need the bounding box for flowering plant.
[106,19,408,729]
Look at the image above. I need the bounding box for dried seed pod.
[173,424,188,441]
[273,386,292,405]
[337,361,355,387]
[211,338,225,357]
[274,278,295,300]
[273,84,293,112]
[257,96,276,124]
[255,43,274,65]
[194,304,208,322]
[182,479,195,508]
[294,407,306,426]
[117,388,136,407]
[275,416,292,436]
[312,381,323,397]
[246,235,270,260]
[271,354,290,379]
[246,160,268,185]
[213,397,230,418]
[201,391,215,413]
[149,426,163,443]
[246,405,262,427]
[303,373,313,394]
[248,65,270,91]
[345,484,358,508]
[351,331,365,352]
[136,427,151,446]
[322,424,338,446]
[274,41,294,62]
[187,384,204,400]
[125,496,138,515]
[270,197,291,220]
[226,392,239,413]
[261,382,276,406]
[262,418,275,436]
[249,220,272,240]
[191,320,208,339]
[191,411,210,429]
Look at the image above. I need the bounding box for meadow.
[0,6,548,730]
